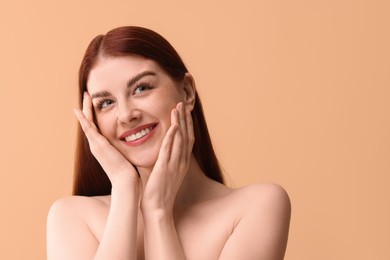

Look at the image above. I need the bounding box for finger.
[82,91,94,123]
[171,104,178,126]
[74,108,108,150]
[73,108,93,135]
[73,108,103,144]
[169,107,185,165]
[156,118,178,165]
[185,108,195,159]
[177,102,189,164]
[177,102,187,141]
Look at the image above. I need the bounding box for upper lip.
[119,123,157,141]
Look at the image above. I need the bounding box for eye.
[134,83,152,95]
[96,99,114,110]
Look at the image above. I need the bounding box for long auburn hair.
[73,26,224,196]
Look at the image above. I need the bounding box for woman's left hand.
[141,102,194,213]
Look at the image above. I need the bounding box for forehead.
[87,55,163,92]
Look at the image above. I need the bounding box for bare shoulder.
[203,182,291,215]
[48,195,110,215]
[47,195,110,238]
[47,195,110,259]
[224,183,291,213]
[218,183,291,260]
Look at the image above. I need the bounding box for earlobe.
[183,73,196,111]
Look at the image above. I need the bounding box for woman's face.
[87,55,190,169]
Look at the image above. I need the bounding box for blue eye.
[96,99,114,110]
[134,83,152,94]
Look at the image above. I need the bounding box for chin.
[126,152,158,171]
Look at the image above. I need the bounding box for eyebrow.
[90,90,111,100]
[127,71,156,88]
[90,70,156,100]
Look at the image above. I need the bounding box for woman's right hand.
[73,92,139,188]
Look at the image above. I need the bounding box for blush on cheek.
[96,117,117,138]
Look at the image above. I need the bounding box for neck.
[175,157,212,207]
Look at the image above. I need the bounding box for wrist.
[141,207,174,226]
[111,175,139,198]
[140,202,173,219]
[111,171,138,188]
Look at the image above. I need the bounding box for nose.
[117,100,140,125]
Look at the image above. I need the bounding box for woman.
[47,26,291,260]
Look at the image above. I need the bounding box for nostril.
[117,105,141,124]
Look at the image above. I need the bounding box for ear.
[182,73,196,111]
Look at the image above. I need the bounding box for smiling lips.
[125,126,153,142]
[120,123,157,146]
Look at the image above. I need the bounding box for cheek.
[149,93,177,119]
[158,101,176,125]
[96,114,116,139]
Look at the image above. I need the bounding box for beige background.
[1,0,389,259]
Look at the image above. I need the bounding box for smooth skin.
[47,56,291,260]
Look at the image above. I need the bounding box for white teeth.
[124,126,153,142]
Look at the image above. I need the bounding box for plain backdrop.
[1,0,389,259]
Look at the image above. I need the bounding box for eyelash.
[95,99,114,110]
[94,83,153,111]
[134,83,152,94]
